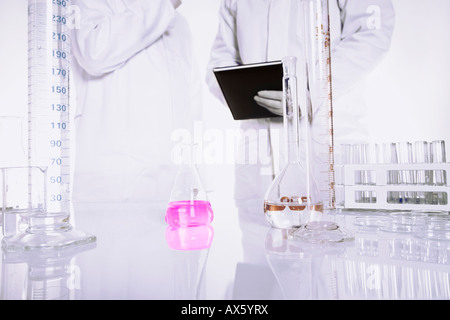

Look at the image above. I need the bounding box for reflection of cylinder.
[27,264,73,300]
[265,228,342,299]
[303,0,335,211]
[342,255,450,299]
[1,258,28,300]
[1,243,94,300]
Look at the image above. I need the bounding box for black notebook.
[213,61,283,120]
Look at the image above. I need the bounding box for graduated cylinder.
[28,0,72,215]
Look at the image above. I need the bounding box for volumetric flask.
[2,0,96,251]
[166,144,213,228]
[264,57,323,229]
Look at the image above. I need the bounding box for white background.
[1,0,450,190]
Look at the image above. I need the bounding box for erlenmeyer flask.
[264,57,323,229]
[165,144,213,227]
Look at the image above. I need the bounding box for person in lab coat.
[70,0,201,203]
[206,0,395,215]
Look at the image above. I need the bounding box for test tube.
[396,142,414,204]
[431,140,446,164]
[363,143,377,203]
[354,143,377,204]
[352,144,364,203]
[336,144,352,208]
[379,143,399,204]
[430,140,447,205]
[341,144,364,203]
[414,141,431,204]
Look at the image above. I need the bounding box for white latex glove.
[171,0,182,9]
[254,90,283,116]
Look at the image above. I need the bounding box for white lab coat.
[206,0,395,202]
[70,0,201,203]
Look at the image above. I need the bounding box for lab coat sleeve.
[71,0,176,76]
[332,0,395,97]
[205,0,241,103]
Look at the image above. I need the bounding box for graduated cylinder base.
[2,227,96,252]
[289,221,354,244]
[2,212,96,252]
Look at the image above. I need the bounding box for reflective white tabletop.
[1,193,449,300]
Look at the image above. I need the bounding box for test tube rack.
[337,163,450,211]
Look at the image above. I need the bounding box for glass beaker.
[165,144,213,227]
[264,57,323,229]
[1,167,46,237]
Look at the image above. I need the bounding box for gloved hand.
[254,90,283,116]
[171,0,182,9]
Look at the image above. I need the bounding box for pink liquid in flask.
[165,200,214,227]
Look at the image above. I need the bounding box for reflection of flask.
[165,144,213,227]
[166,225,213,300]
[165,225,214,251]
[264,57,323,229]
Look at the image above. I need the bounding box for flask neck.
[283,75,300,164]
